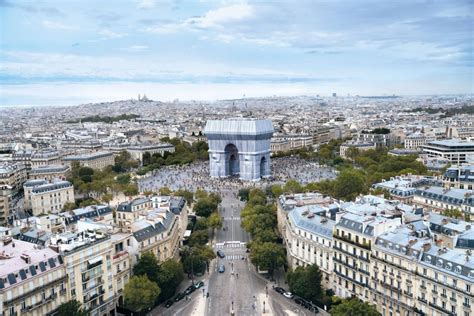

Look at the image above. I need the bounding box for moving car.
[217,250,225,258]
[218,264,225,273]
[194,281,205,289]
[283,291,294,299]
[273,287,286,294]
[165,300,174,308]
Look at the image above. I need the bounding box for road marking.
[223,217,241,220]
[220,255,247,260]
[215,241,246,249]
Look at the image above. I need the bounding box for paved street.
[149,189,330,316]
[207,190,267,316]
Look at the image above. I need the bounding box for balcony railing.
[333,233,371,250]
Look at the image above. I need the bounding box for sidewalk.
[257,292,275,315]
[190,292,206,315]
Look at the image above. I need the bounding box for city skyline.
[0,0,472,106]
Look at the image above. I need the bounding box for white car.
[283,292,294,299]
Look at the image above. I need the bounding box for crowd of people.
[137,157,336,194]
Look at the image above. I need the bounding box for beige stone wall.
[30,186,74,215]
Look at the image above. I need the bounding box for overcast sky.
[0,0,472,106]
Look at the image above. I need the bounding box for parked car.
[184,285,196,295]
[194,281,205,289]
[217,250,225,258]
[273,287,286,294]
[218,264,225,273]
[165,300,174,308]
[283,291,294,299]
[174,292,185,302]
[294,297,305,305]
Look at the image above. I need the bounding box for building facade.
[30,150,62,168]
[63,151,115,170]
[0,162,28,189]
[444,165,474,190]
[0,236,68,316]
[127,143,175,163]
[49,231,116,316]
[277,194,474,316]
[24,180,75,215]
[413,186,474,215]
[340,142,376,159]
[28,165,70,182]
[421,140,474,164]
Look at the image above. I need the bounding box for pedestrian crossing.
[215,241,246,249]
[218,255,248,261]
[222,217,241,221]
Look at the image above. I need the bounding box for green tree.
[174,189,194,206]
[193,198,217,217]
[114,150,139,172]
[194,218,208,230]
[270,184,283,198]
[143,190,154,197]
[142,151,152,166]
[332,168,367,200]
[283,179,303,194]
[101,193,113,205]
[182,245,216,275]
[442,208,463,219]
[465,213,471,222]
[159,186,172,196]
[195,189,208,200]
[188,230,209,246]
[238,188,251,201]
[57,300,88,316]
[208,212,223,229]
[248,188,267,204]
[287,265,324,304]
[133,252,160,283]
[346,147,360,161]
[123,183,139,196]
[62,202,77,211]
[116,173,131,185]
[208,192,222,205]
[156,260,185,301]
[331,297,380,316]
[249,242,285,276]
[124,275,161,312]
[371,187,391,199]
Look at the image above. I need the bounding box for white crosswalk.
[223,217,241,221]
[215,241,246,249]
[218,255,247,261]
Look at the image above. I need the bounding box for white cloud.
[144,3,254,34]
[0,50,311,80]
[186,3,254,28]
[41,20,76,30]
[136,0,156,9]
[99,29,127,39]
